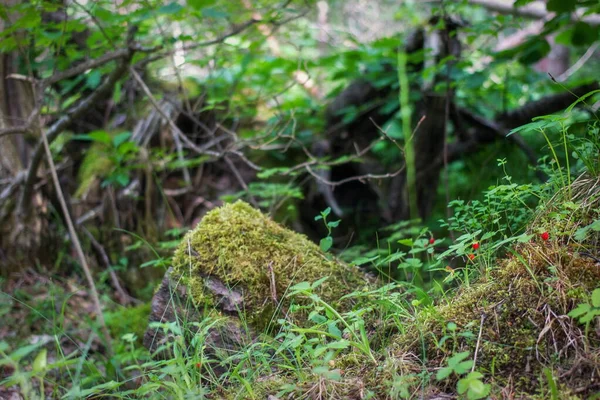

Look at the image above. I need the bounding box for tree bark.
[0,0,47,273]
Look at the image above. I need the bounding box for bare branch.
[39,104,113,353]
[138,18,259,67]
[306,164,404,187]
[467,0,600,26]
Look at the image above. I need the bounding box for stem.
[397,51,418,221]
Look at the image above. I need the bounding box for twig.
[472,312,487,372]
[137,18,259,67]
[81,227,141,306]
[40,108,112,354]
[466,0,600,26]
[305,165,405,187]
[557,43,599,82]
[129,68,193,184]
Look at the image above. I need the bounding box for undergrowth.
[1,100,600,400]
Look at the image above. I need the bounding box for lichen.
[171,201,370,331]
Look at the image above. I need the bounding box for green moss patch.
[171,201,370,330]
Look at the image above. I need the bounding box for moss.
[171,201,370,331]
[389,238,600,396]
[75,143,114,198]
[105,303,151,344]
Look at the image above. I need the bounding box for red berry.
[541,232,549,241]
[429,238,435,245]
[468,253,475,261]
[472,242,480,250]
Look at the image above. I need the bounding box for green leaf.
[571,22,598,46]
[568,303,591,318]
[436,366,453,381]
[457,378,469,394]
[202,7,229,19]
[86,70,102,89]
[352,256,379,266]
[75,131,111,145]
[320,236,333,252]
[112,132,132,148]
[311,276,329,289]
[546,0,577,13]
[158,2,184,14]
[289,281,311,292]
[398,239,413,247]
[455,360,474,375]
[32,348,47,373]
[517,233,534,243]
[467,379,490,399]
[328,324,343,340]
[514,0,537,6]
[448,351,470,367]
[574,219,600,241]
[327,220,341,228]
[187,0,216,9]
[591,289,600,308]
[327,339,349,349]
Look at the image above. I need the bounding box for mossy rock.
[170,200,371,330]
[145,201,372,360]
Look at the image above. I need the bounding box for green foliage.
[568,288,600,334]
[314,207,340,252]
[74,131,139,196]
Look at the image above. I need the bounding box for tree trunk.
[0,1,47,273]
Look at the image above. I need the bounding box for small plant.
[568,288,600,337]
[287,278,376,363]
[314,207,341,252]
[436,351,490,400]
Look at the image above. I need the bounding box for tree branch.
[19,51,133,214]
[467,0,600,26]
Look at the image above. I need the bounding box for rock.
[144,201,371,367]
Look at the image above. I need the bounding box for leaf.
[448,351,470,367]
[320,236,333,252]
[514,0,537,6]
[112,132,132,148]
[436,366,453,381]
[455,360,474,375]
[517,233,534,243]
[187,0,216,9]
[76,130,111,145]
[467,379,490,399]
[311,276,329,289]
[565,91,600,113]
[328,324,343,340]
[398,239,413,247]
[591,289,600,308]
[289,281,311,292]
[327,220,341,228]
[327,339,349,349]
[571,22,598,46]
[568,303,591,318]
[202,7,229,18]
[546,0,577,13]
[32,348,47,373]
[86,70,101,89]
[352,256,379,266]
[158,2,183,14]
[574,219,600,241]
